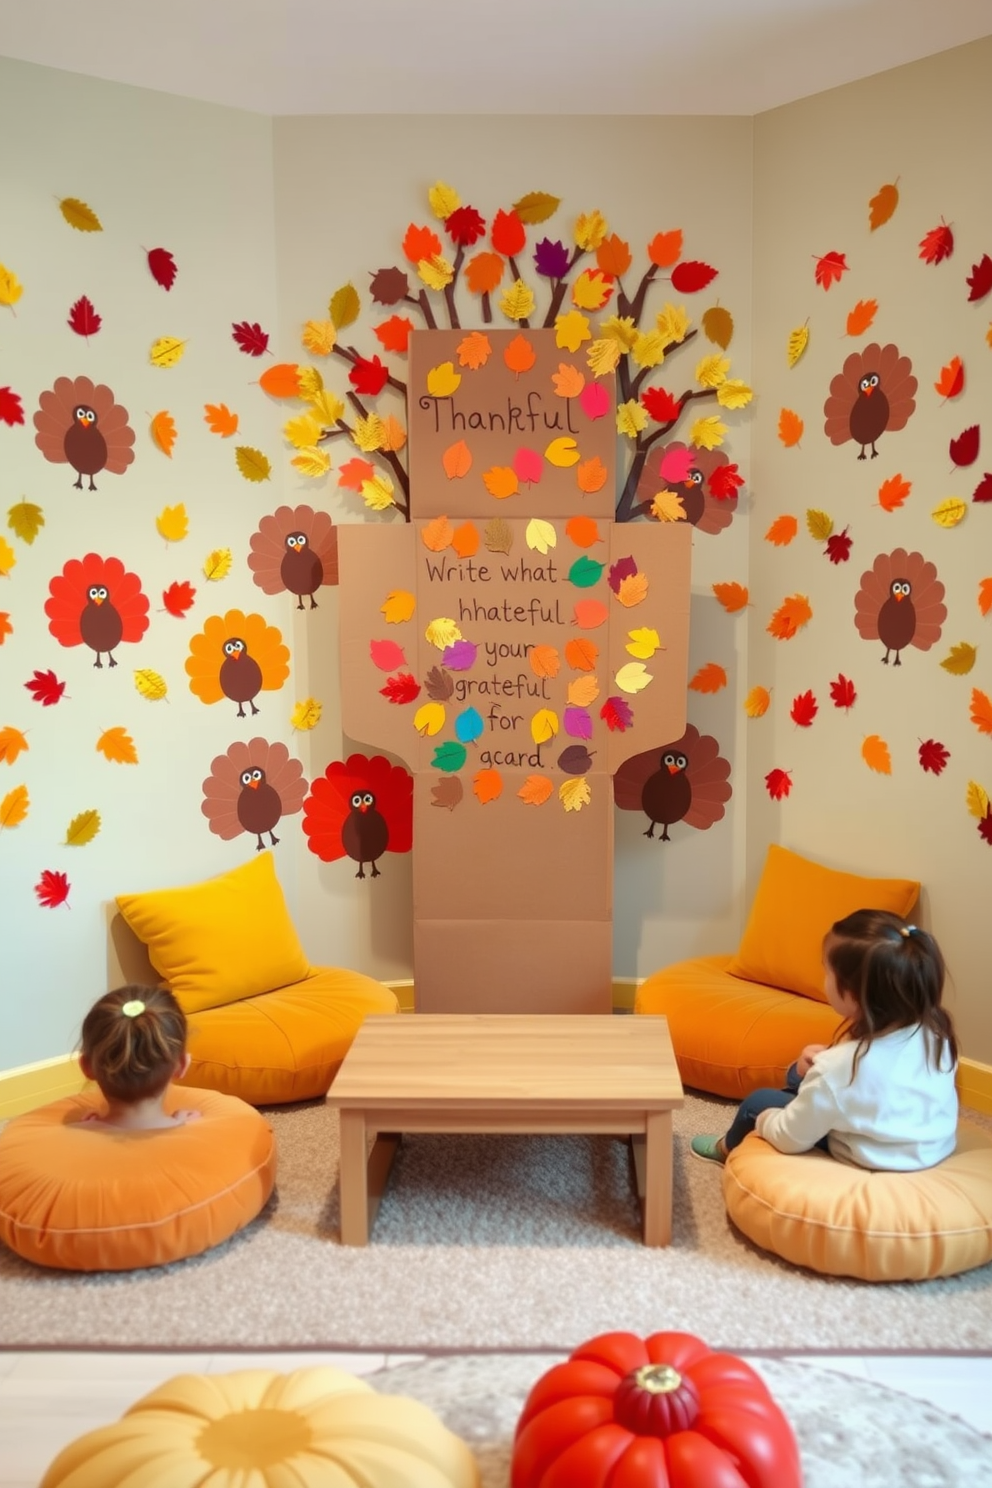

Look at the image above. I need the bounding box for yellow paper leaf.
[301,319,336,355]
[526,519,557,554]
[428,180,461,219]
[745,686,771,717]
[617,572,649,608]
[0,262,23,308]
[531,708,559,745]
[381,590,416,624]
[787,324,809,368]
[689,662,728,694]
[296,366,325,402]
[291,698,323,731]
[203,548,232,581]
[309,390,345,426]
[60,197,102,232]
[442,440,472,479]
[235,446,271,483]
[966,780,990,819]
[599,315,637,351]
[134,668,168,701]
[572,271,613,313]
[695,354,729,388]
[713,581,749,613]
[615,662,652,694]
[360,474,396,511]
[932,497,967,528]
[690,415,727,450]
[7,501,44,544]
[291,447,332,478]
[586,339,622,378]
[656,303,690,345]
[574,210,608,249]
[616,400,648,439]
[426,362,461,398]
[413,701,446,736]
[65,809,101,846]
[518,775,554,806]
[553,364,585,398]
[96,727,138,764]
[329,283,360,330]
[457,331,492,369]
[554,311,592,353]
[806,508,834,541]
[716,380,753,410]
[630,330,667,368]
[702,306,734,350]
[567,675,600,707]
[0,727,29,765]
[284,413,325,450]
[545,437,580,468]
[422,515,454,552]
[940,642,977,675]
[425,617,462,650]
[418,254,454,292]
[862,734,892,774]
[149,336,186,368]
[651,490,686,522]
[353,414,387,453]
[0,537,17,576]
[500,279,536,321]
[626,627,661,659]
[0,784,29,829]
[156,504,188,543]
[559,776,591,812]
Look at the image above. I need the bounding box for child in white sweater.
[691,909,959,1170]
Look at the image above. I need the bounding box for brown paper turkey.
[613,723,732,840]
[33,375,135,490]
[854,548,946,665]
[45,553,149,667]
[201,738,307,850]
[185,610,290,717]
[248,504,339,610]
[823,342,917,459]
[634,441,738,533]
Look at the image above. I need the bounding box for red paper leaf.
[491,209,526,257]
[790,690,818,727]
[232,320,270,357]
[373,316,415,354]
[950,425,980,467]
[370,638,407,672]
[918,738,950,775]
[919,222,954,265]
[338,457,376,491]
[973,472,992,504]
[765,768,792,800]
[641,386,682,424]
[934,357,964,400]
[147,247,177,290]
[25,668,66,706]
[445,205,486,247]
[379,673,421,704]
[708,463,744,500]
[980,806,992,846]
[600,696,634,732]
[670,260,717,293]
[68,294,101,337]
[162,580,195,617]
[349,355,389,396]
[825,528,852,564]
[0,386,25,426]
[966,254,992,303]
[829,674,857,710]
[814,251,848,289]
[34,869,70,908]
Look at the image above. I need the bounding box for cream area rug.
[364,1354,992,1488]
[1,1092,990,1351]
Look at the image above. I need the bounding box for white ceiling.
[1,0,989,117]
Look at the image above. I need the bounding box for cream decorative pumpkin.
[40,1366,480,1488]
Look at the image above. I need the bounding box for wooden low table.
[326,1013,684,1247]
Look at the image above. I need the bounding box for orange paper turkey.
[186,610,289,717]
[613,723,732,841]
[45,554,149,668]
[854,548,946,665]
[201,738,307,851]
[33,375,135,490]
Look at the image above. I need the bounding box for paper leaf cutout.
[767,594,812,640]
[919,739,950,775]
[149,336,186,368]
[25,669,65,706]
[380,673,421,705]
[531,708,559,745]
[204,403,239,437]
[469,768,502,805]
[162,581,195,618]
[712,581,749,613]
[442,440,472,480]
[512,191,560,224]
[814,251,847,289]
[868,182,899,230]
[846,300,878,337]
[934,357,964,400]
[483,467,519,500]
[203,548,232,580]
[0,612,10,643]
[0,388,25,426]
[765,515,798,546]
[370,639,407,672]
[862,735,892,774]
[941,642,976,675]
[966,780,990,818]
[689,663,727,694]
[702,306,734,350]
[0,537,16,576]
[979,578,992,616]
[147,247,177,290]
[291,698,323,731]
[562,518,599,551]
[35,870,70,908]
[68,295,101,338]
[600,696,634,732]
[778,409,804,447]
[155,504,187,544]
[932,498,966,528]
[97,727,138,764]
[0,726,28,764]
[451,522,479,558]
[790,690,818,727]
[422,515,454,552]
[504,334,537,378]
[972,689,992,735]
[563,705,593,739]
[236,446,272,483]
[457,331,492,368]
[65,809,100,846]
[0,262,23,309]
[614,662,652,694]
[7,501,44,545]
[878,474,911,511]
[786,325,808,367]
[0,784,29,829]
[557,746,593,776]
[456,706,484,743]
[134,668,168,701]
[559,777,591,812]
[526,519,557,554]
[830,674,857,710]
[259,363,302,399]
[567,676,600,708]
[919,222,954,265]
[427,362,461,398]
[626,627,661,659]
[381,591,416,627]
[671,261,717,293]
[232,320,270,356]
[425,667,454,702]
[328,283,360,330]
[432,741,467,773]
[443,640,478,671]
[545,437,579,469]
[973,473,992,504]
[150,410,177,458]
[518,775,554,806]
[565,639,598,671]
[744,686,770,718]
[482,519,512,556]
[572,599,608,629]
[513,448,544,485]
[431,776,464,810]
[425,617,462,650]
[950,426,979,468]
[966,255,992,303]
[765,768,792,800]
[806,509,834,542]
[414,701,446,737]
[616,573,649,608]
[553,363,585,398]
[60,197,101,232]
[647,229,683,268]
[529,645,561,679]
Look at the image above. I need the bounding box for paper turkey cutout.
[248,504,339,610]
[303,753,413,879]
[854,548,946,665]
[824,342,916,460]
[613,723,732,840]
[45,553,149,668]
[201,738,307,850]
[34,376,135,490]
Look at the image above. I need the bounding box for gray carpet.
[1,1092,991,1351]
[365,1353,992,1488]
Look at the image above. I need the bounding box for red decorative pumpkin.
[512,1330,802,1488]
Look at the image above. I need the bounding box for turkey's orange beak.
[358,802,369,812]
[894,591,904,600]
[667,763,680,774]
[863,385,874,397]
[93,595,104,605]
[248,778,259,789]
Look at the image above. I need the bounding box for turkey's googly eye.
[900,581,910,596]
[662,753,677,766]
[362,792,374,806]
[350,792,364,808]
[251,768,263,782]
[869,374,879,388]
[676,754,687,770]
[688,471,703,486]
[87,586,100,600]
[240,769,253,786]
[98,586,108,600]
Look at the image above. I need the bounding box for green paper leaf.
[568,556,605,588]
[432,741,467,772]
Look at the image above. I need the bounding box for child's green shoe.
[690,1134,726,1165]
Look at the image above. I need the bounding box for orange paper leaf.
[457,330,492,368]
[862,734,892,774]
[473,768,503,804]
[596,234,633,278]
[565,638,599,671]
[572,599,609,629]
[934,356,964,400]
[0,783,29,829]
[464,253,504,297]
[442,440,473,479]
[689,662,728,694]
[150,410,176,457]
[978,578,992,617]
[504,334,537,377]
[96,726,138,764]
[877,473,911,511]
[765,514,799,546]
[374,316,415,354]
[576,457,608,494]
[647,229,683,268]
[421,515,454,552]
[338,457,375,491]
[403,223,442,263]
[778,408,804,448]
[566,516,602,549]
[0,726,29,765]
[868,181,899,231]
[518,774,554,805]
[846,299,878,336]
[482,466,519,500]
[712,581,749,613]
[203,403,239,437]
[767,593,812,640]
[616,573,649,608]
[258,363,301,398]
[552,363,585,398]
[529,645,561,679]
[451,522,480,558]
[971,688,992,735]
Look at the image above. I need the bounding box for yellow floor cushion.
[181,968,400,1105]
[0,1086,275,1272]
[635,954,844,1099]
[723,1123,992,1282]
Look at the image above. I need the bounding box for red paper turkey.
[854,547,946,664]
[824,341,917,459]
[614,724,732,840]
[45,553,149,667]
[33,375,135,490]
[248,504,339,610]
[201,738,307,850]
[634,441,738,534]
[303,753,413,878]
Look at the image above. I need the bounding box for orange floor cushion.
[635,954,844,1099]
[181,967,400,1104]
[723,1123,992,1281]
[0,1086,275,1272]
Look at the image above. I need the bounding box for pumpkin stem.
[612,1363,701,1436]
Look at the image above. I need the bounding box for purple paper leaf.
[564,706,593,740]
[442,639,478,671]
[608,556,638,594]
[533,238,571,279]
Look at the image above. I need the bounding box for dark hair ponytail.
[80,985,187,1103]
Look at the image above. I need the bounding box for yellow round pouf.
[723,1122,992,1282]
[39,1367,481,1488]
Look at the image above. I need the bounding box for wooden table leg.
[641,1109,673,1247]
[338,1109,369,1245]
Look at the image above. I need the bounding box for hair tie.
[121,999,146,1018]
[900,925,917,938]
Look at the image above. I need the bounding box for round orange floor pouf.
[0,1086,275,1271]
[39,1367,480,1488]
[512,1330,801,1488]
[723,1123,992,1281]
